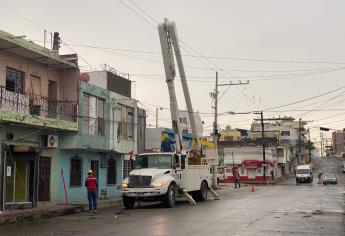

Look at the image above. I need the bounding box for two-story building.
[0,30,79,211]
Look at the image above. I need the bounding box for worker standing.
[85,170,98,213]
[234,170,241,189]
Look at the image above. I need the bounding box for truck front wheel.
[163,184,176,208]
[123,196,135,209]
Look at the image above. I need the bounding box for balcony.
[0,86,78,131]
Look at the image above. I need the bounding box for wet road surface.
[1,156,344,236]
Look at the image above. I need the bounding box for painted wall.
[59,81,110,150]
[110,92,137,154]
[0,51,79,101]
[51,150,122,204]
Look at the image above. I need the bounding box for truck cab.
[121,152,211,209]
[296,165,313,184]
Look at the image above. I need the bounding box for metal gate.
[38,157,51,201]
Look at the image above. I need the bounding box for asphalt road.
[1,157,344,236]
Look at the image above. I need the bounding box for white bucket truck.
[121,152,215,208]
[121,19,219,208]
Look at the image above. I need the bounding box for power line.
[263,86,345,111]
[297,89,345,118]
[0,1,48,32]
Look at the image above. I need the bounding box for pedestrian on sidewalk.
[270,170,274,180]
[85,170,98,213]
[234,170,241,188]
[318,172,323,184]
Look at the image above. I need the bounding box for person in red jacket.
[85,170,98,213]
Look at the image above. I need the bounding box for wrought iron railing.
[0,86,77,122]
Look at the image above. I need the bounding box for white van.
[296,165,313,184]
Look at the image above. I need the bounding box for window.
[281,131,290,137]
[179,117,187,124]
[277,148,284,157]
[70,158,82,187]
[6,67,24,93]
[107,158,116,185]
[29,75,42,115]
[118,104,135,139]
[82,93,105,135]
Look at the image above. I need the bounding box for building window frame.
[118,104,135,140]
[6,66,25,93]
[107,157,116,185]
[82,93,105,136]
[70,157,82,187]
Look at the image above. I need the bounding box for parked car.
[322,174,338,185]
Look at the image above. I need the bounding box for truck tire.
[123,196,135,209]
[195,181,208,202]
[163,184,176,208]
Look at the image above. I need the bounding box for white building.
[223,147,277,181]
[178,110,203,136]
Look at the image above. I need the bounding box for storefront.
[1,145,39,211]
[242,160,274,181]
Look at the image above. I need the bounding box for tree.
[305,140,316,150]
[305,140,316,163]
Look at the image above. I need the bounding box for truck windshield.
[296,169,310,174]
[135,154,172,169]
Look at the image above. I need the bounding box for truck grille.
[128,175,152,187]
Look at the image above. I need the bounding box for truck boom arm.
[158,19,201,152]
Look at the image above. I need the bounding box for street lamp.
[156,107,164,128]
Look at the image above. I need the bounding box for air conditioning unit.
[47,135,58,148]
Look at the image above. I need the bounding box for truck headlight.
[153,181,165,188]
[121,183,128,188]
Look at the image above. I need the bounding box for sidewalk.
[0,197,123,225]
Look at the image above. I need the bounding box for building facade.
[0,30,79,211]
[332,130,345,156]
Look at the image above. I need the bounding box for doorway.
[5,159,31,203]
[247,169,256,180]
[38,157,51,201]
[48,80,57,118]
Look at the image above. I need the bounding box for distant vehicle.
[296,165,313,184]
[322,174,338,185]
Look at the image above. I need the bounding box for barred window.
[107,158,116,185]
[70,158,82,187]
[6,67,24,93]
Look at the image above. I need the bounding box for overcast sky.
[1,0,345,141]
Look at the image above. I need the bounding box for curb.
[0,206,83,225]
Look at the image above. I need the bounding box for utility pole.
[298,118,302,165]
[308,128,311,163]
[212,72,219,188]
[211,75,249,188]
[155,107,163,128]
[254,111,266,182]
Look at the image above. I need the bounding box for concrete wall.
[224,147,275,165]
[51,150,122,204]
[59,81,110,150]
[0,51,79,101]
[110,92,137,155]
